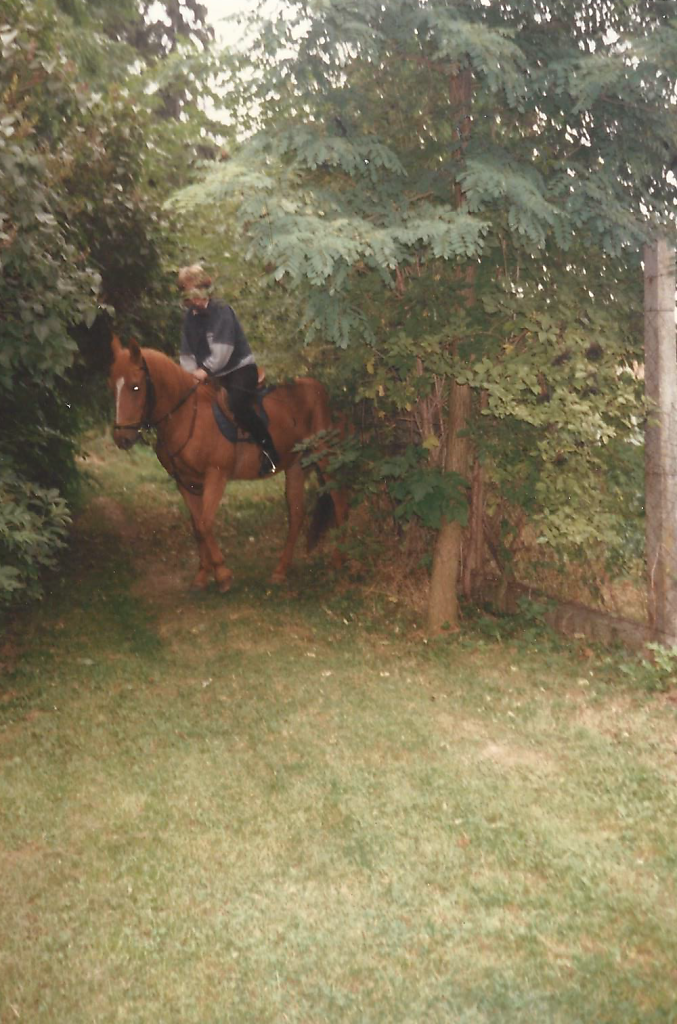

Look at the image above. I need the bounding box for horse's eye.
[131,384,140,392]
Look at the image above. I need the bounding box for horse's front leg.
[178,485,212,590]
[179,469,232,592]
[271,460,305,584]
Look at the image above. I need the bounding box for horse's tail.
[302,379,349,552]
[307,472,337,552]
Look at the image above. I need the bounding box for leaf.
[33,320,50,343]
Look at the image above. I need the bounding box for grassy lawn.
[1,436,676,1023]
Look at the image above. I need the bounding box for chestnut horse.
[109,335,348,591]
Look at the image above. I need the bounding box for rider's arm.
[201,305,242,375]
[179,320,199,373]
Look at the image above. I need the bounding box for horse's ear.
[128,338,142,364]
[111,334,123,359]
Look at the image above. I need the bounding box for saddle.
[211,383,275,445]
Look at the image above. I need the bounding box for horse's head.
[109,335,152,450]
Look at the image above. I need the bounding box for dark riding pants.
[220,364,278,457]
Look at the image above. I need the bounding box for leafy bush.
[0,470,71,610]
[0,2,187,616]
[376,445,469,531]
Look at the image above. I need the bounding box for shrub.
[0,470,71,611]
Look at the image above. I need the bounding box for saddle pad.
[211,386,274,444]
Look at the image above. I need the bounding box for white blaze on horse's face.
[115,377,125,422]
[111,361,143,450]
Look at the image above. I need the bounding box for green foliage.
[0,16,101,390]
[5,0,674,618]
[50,0,213,81]
[57,91,183,350]
[0,380,85,495]
[173,128,492,294]
[0,5,103,605]
[189,0,676,340]
[173,0,676,591]
[297,429,368,491]
[453,270,646,566]
[0,0,220,616]
[613,642,677,694]
[458,152,559,251]
[642,643,677,691]
[376,445,469,531]
[471,595,560,646]
[0,469,71,611]
[297,431,468,531]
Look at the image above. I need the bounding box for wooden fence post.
[644,237,677,645]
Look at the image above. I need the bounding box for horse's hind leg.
[271,460,305,584]
[179,470,233,592]
[308,384,349,568]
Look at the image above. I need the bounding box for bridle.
[114,356,203,494]
[114,356,198,433]
[113,356,154,432]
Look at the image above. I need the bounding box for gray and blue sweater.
[179,299,255,378]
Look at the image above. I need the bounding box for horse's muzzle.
[113,428,139,450]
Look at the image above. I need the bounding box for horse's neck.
[144,350,194,418]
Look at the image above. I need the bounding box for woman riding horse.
[110,335,348,592]
[178,263,280,477]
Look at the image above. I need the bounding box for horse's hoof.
[270,571,286,586]
[216,570,233,593]
[191,574,209,591]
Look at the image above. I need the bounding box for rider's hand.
[192,368,209,382]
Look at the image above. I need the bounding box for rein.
[155,395,203,495]
[115,357,203,495]
[113,357,199,432]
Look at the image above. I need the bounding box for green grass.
[1,435,677,1023]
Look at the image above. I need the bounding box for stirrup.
[259,450,277,477]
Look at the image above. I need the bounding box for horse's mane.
[141,346,192,384]
[143,345,222,398]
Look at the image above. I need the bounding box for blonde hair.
[177,264,213,292]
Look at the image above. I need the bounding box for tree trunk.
[426,63,474,636]
[462,390,487,597]
[644,237,677,645]
[427,378,472,633]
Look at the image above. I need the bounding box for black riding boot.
[236,413,279,476]
[222,366,280,476]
